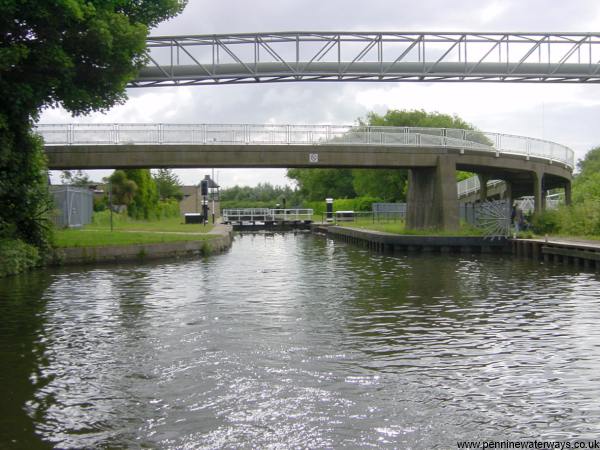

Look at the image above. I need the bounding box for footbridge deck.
[39,123,573,230]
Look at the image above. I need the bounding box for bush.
[220,200,277,210]
[531,209,561,234]
[557,201,600,236]
[93,196,108,212]
[155,200,180,219]
[0,239,41,277]
[304,196,384,216]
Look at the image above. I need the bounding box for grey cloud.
[45,0,600,186]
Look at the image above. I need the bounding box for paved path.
[519,237,600,251]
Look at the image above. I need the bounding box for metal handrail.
[36,123,575,169]
[457,177,506,198]
[222,208,313,222]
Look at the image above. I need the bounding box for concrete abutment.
[407,156,459,231]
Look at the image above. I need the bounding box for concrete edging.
[315,225,510,254]
[51,225,233,266]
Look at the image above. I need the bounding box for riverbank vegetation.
[0,1,186,276]
[0,239,42,278]
[531,146,600,239]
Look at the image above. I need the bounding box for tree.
[352,110,477,201]
[124,169,159,219]
[107,170,138,206]
[572,146,600,203]
[0,0,186,249]
[60,170,92,187]
[219,183,302,208]
[153,169,183,201]
[287,109,477,202]
[286,168,356,201]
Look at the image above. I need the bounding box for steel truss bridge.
[135,32,600,87]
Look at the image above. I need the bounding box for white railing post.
[114,124,119,144]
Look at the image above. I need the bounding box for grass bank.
[54,212,216,248]
[87,211,214,233]
[53,229,215,248]
[335,218,484,236]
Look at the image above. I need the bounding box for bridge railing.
[457,177,506,198]
[270,209,314,221]
[222,208,314,223]
[36,123,575,168]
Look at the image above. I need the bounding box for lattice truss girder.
[134,32,600,86]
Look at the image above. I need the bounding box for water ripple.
[2,232,600,448]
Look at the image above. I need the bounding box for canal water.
[2,232,600,449]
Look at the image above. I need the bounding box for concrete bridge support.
[503,181,513,204]
[407,156,459,231]
[477,174,489,202]
[564,181,572,206]
[533,171,544,215]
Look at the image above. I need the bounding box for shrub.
[558,201,600,236]
[0,239,41,277]
[93,196,108,212]
[155,200,180,219]
[304,196,384,216]
[531,209,561,234]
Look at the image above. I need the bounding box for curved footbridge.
[39,123,573,231]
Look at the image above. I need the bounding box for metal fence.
[457,177,505,198]
[36,123,575,168]
[222,208,313,223]
[51,186,94,228]
[372,202,407,218]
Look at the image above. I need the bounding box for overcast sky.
[41,0,600,187]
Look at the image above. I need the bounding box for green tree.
[60,170,92,187]
[219,183,302,208]
[351,110,477,201]
[0,0,186,250]
[287,110,477,203]
[286,168,355,201]
[107,170,138,206]
[124,169,158,219]
[153,169,183,201]
[572,146,600,204]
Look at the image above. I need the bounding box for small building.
[179,177,220,219]
[50,185,94,228]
